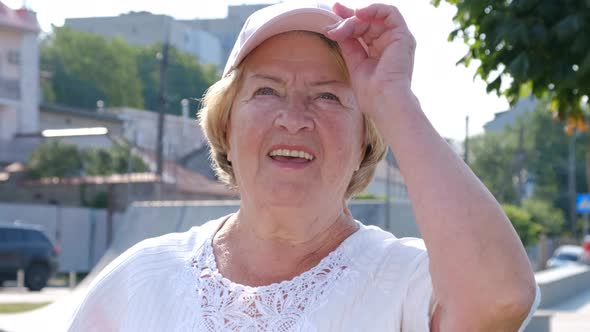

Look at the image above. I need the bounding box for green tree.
[27,141,83,179]
[502,204,544,246]
[136,44,219,115]
[469,99,588,226]
[27,142,149,178]
[469,131,521,204]
[83,143,149,176]
[432,0,590,126]
[42,28,219,115]
[41,27,144,109]
[521,198,565,236]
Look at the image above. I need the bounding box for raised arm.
[327,3,537,330]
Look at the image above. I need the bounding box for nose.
[274,96,315,134]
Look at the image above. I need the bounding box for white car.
[546,245,584,269]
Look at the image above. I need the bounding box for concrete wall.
[0,198,418,275]
[39,111,124,136]
[109,107,207,159]
[0,202,123,272]
[535,265,590,309]
[84,199,419,280]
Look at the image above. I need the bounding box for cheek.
[228,102,273,159]
[324,114,364,164]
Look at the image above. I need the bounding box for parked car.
[0,222,59,291]
[546,245,584,269]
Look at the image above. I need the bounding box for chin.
[265,183,315,207]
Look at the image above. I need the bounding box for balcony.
[0,77,20,101]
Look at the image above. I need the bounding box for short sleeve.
[401,252,435,332]
[65,243,137,332]
[518,285,541,332]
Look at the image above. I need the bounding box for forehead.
[242,32,348,80]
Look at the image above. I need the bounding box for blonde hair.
[198,32,386,198]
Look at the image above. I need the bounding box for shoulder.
[347,222,429,283]
[94,216,224,284]
[351,222,428,263]
[67,216,227,331]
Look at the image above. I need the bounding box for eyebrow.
[248,74,284,84]
[248,74,347,87]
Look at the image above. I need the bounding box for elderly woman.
[68,2,539,331]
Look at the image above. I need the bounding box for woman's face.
[227,32,364,208]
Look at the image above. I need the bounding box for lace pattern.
[190,238,353,332]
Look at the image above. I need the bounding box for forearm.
[372,90,536,324]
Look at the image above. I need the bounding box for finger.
[360,22,388,45]
[325,16,370,41]
[355,3,409,30]
[332,2,355,19]
[337,38,368,74]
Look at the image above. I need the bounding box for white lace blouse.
[66,215,535,331]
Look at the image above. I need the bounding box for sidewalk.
[0,286,74,304]
[0,286,85,332]
[549,289,590,332]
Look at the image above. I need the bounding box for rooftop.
[0,1,40,32]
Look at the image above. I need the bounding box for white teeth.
[269,149,314,161]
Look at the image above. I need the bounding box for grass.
[0,302,51,314]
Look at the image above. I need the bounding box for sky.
[4,0,511,141]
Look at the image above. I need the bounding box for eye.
[254,87,278,96]
[317,93,340,102]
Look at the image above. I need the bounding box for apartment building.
[65,12,223,70]
[0,2,40,165]
[180,4,270,66]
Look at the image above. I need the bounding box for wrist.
[364,84,420,121]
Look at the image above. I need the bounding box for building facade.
[106,106,207,160]
[484,96,538,133]
[0,2,40,164]
[65,12,223,69]
[180,4,270,67]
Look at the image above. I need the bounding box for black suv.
[0,222,59,291]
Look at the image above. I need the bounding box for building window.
[7,50,20,65]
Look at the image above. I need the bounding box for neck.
[231,200,356,246]
[212,200,359,286]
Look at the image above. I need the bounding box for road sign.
[576,194,590,213]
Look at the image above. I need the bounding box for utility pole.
[156,23,170,179]
[568,131,577,238]
[515,124,525,205]
[464,115,469,164]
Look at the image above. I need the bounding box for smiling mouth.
[268,149,315,162]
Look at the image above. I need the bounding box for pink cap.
[223,1,342,76]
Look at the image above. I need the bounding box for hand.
[325,2,417,117]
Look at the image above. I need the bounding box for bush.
[521,198,565,237]
[28,141,83,179]
[27,142,149,179]
[503,204,544,246]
